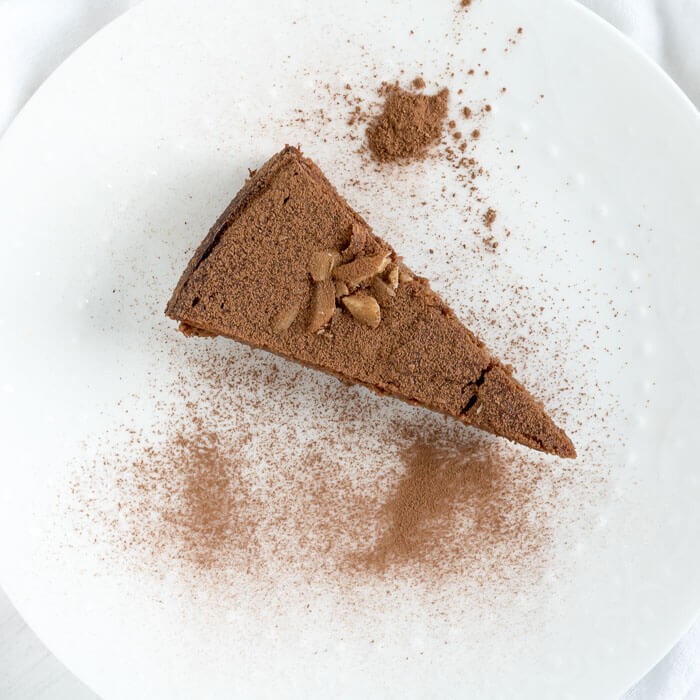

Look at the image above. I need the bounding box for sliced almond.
[271,302,300,333]
[308,250,339,282]
[342,293,381,328]
[385,264,399,290]
[341,221,367,259]
[333,252,391,288]
[334,279,350,299]
[308,280,336,332]
[371,277,395,306]
[398,262,413,283]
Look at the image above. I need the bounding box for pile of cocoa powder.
[366,84,449,162]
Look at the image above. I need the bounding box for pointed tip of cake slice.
[463,364,576,459]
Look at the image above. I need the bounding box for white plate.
[1,0,699,698]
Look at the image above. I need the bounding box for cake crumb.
[483,208,497,228]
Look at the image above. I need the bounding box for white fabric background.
[0,1,698,698]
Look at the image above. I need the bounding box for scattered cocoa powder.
[412,76,426,89]
[481,235,499,251]
[366,84,449,162]
[65,348,569,586]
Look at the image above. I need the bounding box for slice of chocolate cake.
[166,146,575,458]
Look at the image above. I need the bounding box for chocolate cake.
[166,146,575,458]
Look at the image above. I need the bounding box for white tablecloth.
[0,1,698,698]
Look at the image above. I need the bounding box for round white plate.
[1,0,699,698]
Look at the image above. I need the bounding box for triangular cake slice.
[166,146,575,458]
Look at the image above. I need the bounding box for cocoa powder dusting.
[62,333,592,590]
[363,435,546,575]
[161,429,255,568]
[366,85,449,162]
